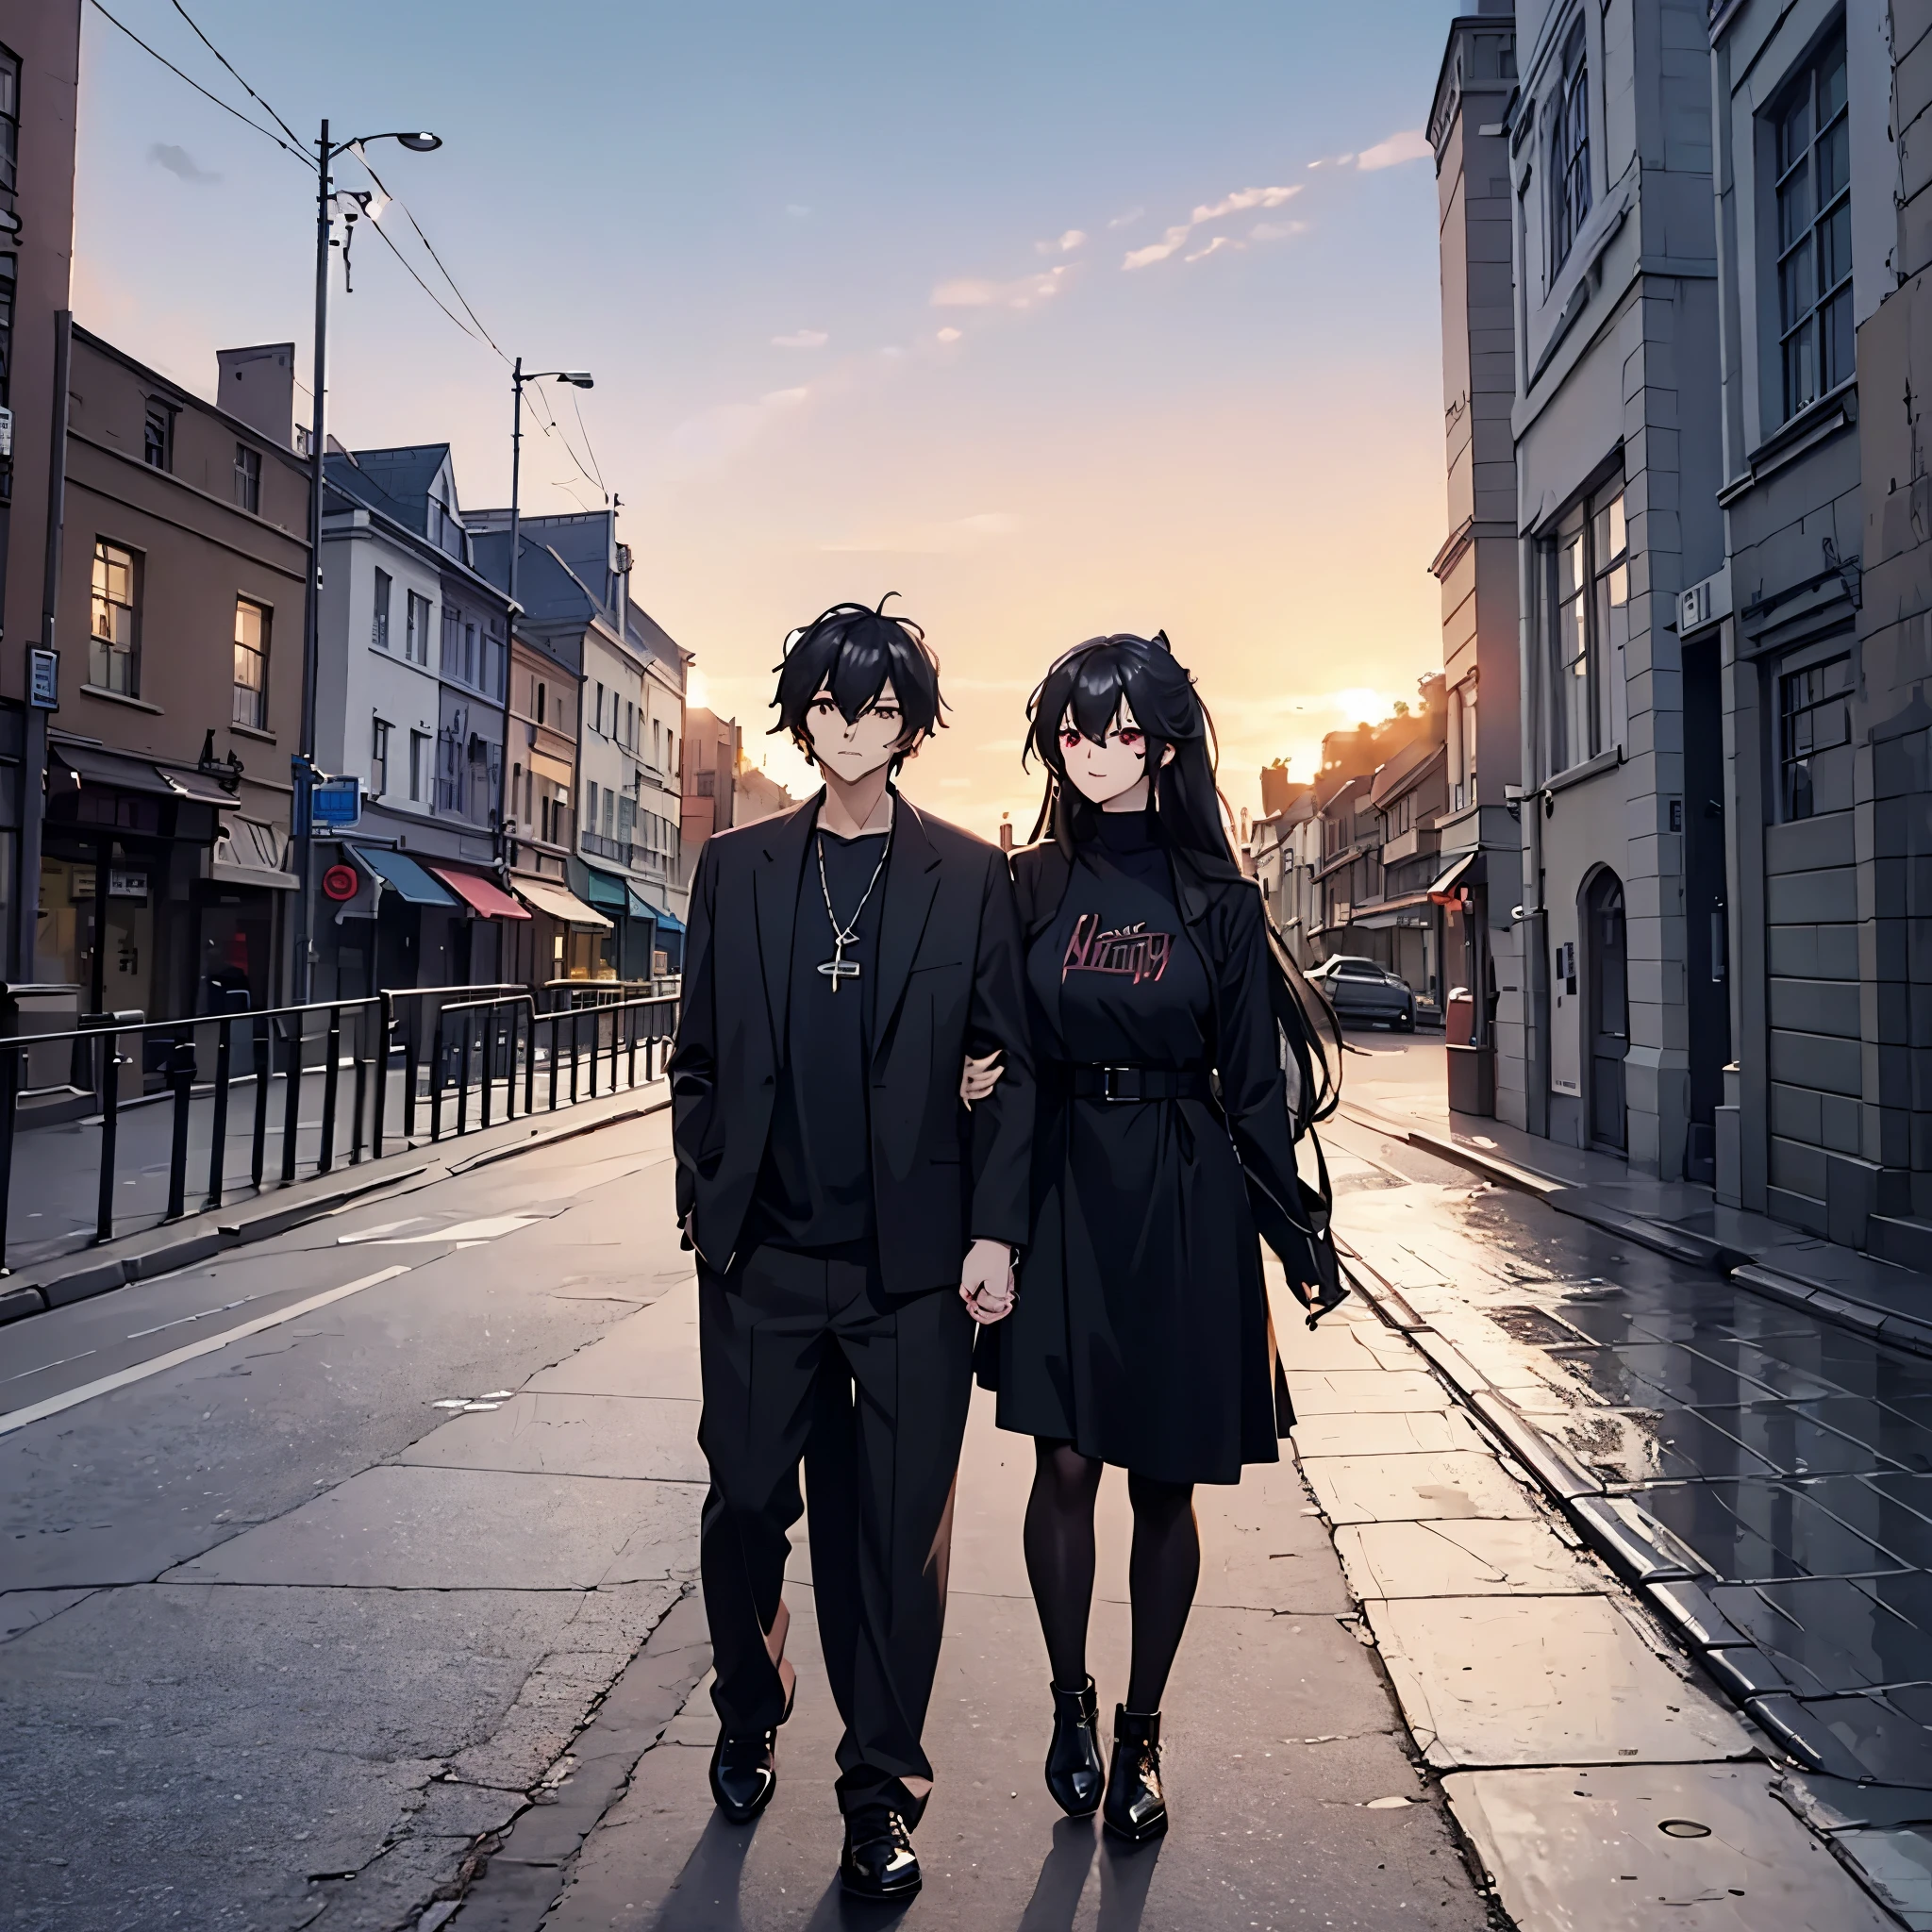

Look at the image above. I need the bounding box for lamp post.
[291,120,442,1006]
[497,361,592,870]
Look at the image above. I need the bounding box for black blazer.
[670,791,1034,1295]
[1011,834,1322,1291]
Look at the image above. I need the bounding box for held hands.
[958,1237,1016,1324]
[959,1049,1005,1109]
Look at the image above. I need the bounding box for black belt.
[1055,1062,1213,1104]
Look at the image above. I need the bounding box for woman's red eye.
[1060,729,1083,748]
[1117,729,1144,748]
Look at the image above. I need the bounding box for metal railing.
[0,981,677,1277]
[541,976,679,1010]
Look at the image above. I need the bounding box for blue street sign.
[309,775,362,831]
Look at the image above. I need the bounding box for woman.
[970,630,1339,1843]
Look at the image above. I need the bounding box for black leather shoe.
[1044,1676,1105,1817]
[840,1805,922,1899]
[708,1726,778,1824]
[1103,1706,1167,1842]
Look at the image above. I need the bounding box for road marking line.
[0,1266,412,1438]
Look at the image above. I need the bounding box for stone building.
[1433,0,1728,1173]
[1428,1,1529,1116]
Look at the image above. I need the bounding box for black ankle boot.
[1043,1676,1105,1817]
[1103,1706,1167,1842]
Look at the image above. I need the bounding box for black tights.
[1022,1439,1199,1713]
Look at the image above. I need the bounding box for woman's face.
[1058,699,1169,808]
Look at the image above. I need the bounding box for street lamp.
[291,121,442,1006]
[497,362,594,867]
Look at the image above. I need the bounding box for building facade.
[1433,0,1728,1174]
[315,442,520,999]
[1429,2,1529,1115]
[38,328,308,1031]
[1,2,82,986]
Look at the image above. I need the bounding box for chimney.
[216,343,297,450]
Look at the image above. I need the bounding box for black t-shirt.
[750,823,891,1252]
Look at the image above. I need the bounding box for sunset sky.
[74,0,1462,835]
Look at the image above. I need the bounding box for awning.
[515,876,611,930]
[54,742,234,805]
[349,845,458,908]
[529,750,575,789]
[211,816,297,891]
[625,885,658,922]
[431,867,531,921]
[1427,850,1485,904]
[652,903,685,937]
[581,865,630,912]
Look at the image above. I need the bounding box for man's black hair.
[772,594,946,768]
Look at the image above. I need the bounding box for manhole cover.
[1658,1820,1711,1839]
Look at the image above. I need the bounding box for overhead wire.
[91,0,613,508]
[86,0,304,163]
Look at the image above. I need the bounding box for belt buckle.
[1102,1064,1130,1103]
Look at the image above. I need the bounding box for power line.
[86,0,304,162]
[167,0,305,149]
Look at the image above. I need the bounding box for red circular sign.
[322,863,359,903]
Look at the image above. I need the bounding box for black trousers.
[696,1242,974,1820]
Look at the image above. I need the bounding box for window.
[231,598,269,730]
[409,730,430,803]
[1779,651,1853,820]
[1774,31,1851,422]
[143,399,174,471]
[535,678,546,725]
[233,443,261,514]
[1544,479,1625,773]
[441,603,461,675]
[406,591,430,665]
[0,253,14,416]
[89,539,139,694]
[586,779,599,833]
[603,788,615,840]
[1547,18,1591,278]
[653,717,663,768]
[484,618,504,700]
[626,700,636,749]
[0,44,20,195]
[372,568,391,650]
[668,728,676,776]
[595,682,606,734]
[371,719,391,797]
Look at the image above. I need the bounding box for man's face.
[803,680,918,781]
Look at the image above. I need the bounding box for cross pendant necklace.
[816,824,891,993]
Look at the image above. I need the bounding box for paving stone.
[545,1591,1483,1932]
[1688,1400,1909,1477]
[1300,1449,1537,1525]
[1832,1828,1932,1930]
[521,1278,702,1400]
[1283,1369,1451,1414]
[0,1588,94,1642]
[1366,1593,1752,1769]
[1750,1688,1932,1787]
[1334,1519,1610,1600]
[162,1463,701,1590]
[1708,1577,1927,1697]
[1289,1406,1487,1457]
[1630,1477,1912,1583]
[1443,1761,1897,1929]
[398,1391,706,1482]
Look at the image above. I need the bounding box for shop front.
[318,843,461,1001]
[35,743,234,1033]
[511,874,611,990]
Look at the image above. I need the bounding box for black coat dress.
[982,815,1300,1486]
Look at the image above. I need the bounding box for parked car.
[1308,955,1416,1031]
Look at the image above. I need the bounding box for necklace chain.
[816,824,891,973]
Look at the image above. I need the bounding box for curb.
[0,1083,672,1329]
[1349,1112,1932,1362]
[1338,1246,1929,1804]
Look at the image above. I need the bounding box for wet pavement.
[1327,1104,1932,1925]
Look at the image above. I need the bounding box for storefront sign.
[27,647,58,710]
[322,863,359,903]
[69,867,149,901]
[308,776,361,831]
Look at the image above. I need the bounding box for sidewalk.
[455,1277,1492,1931]
[1325,1110,1932,1927]
[1341,1037,1932,1358]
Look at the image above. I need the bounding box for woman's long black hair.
[1024,631,1241,874]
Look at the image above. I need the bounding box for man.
[669,598,1031,1900]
